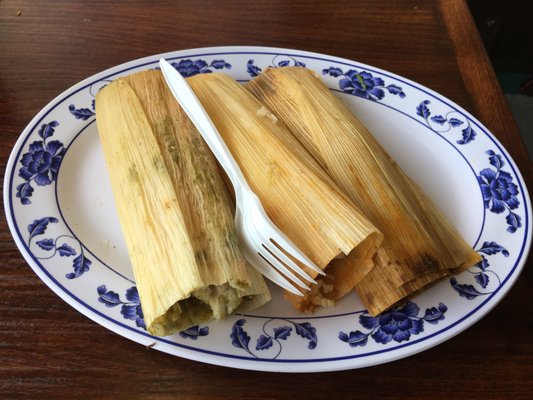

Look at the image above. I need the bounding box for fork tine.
[263,224,324,276]
[259,246,312,290]
[262,241,317,285]
[251,254,305,296]
[237,220,306,295]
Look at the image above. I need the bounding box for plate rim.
[3,45,532,372]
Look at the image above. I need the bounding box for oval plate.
[4,46,531,372]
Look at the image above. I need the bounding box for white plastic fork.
[159,58,323,295]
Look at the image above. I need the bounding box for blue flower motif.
[338,330,369,348]
[96,286,214,335]
[97,285,121,306]
[294,322,318,349]
[246,56,306,77]
[247,59,262,77]
[121,303,145,330]
[229,318,317,359]
[28,216,58,241]
[170,58,231,77]
[256,335,274,351]
[475,271,490,288]
[28,217,91,279]
[339,301,447,348]
[19,140,63,185]
[339,70,386,100]
[477,241,510,257]
[273,325,291,340]
[416,100,431,120]
[68,104,95,120]
[450,278,485,300]
[97,285,145,330]
[478,169,519,213]
[431,114,464,128]
[66,253,92,279]
[477,150,521,233]
[125,286,140,303]
[323,66,405,100]
[416,100,475,144]
[121,286,145,329]
[230,319,251,352]
[16,121,64,204]
[172,59,208,77]
[450,241,507,299]
[179,325,209,340]
[360,301,424,344]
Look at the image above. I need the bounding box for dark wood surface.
[1,1,531,398]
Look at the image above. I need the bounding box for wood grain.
[1,0,531,399]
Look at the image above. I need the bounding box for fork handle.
[159,59,252,201]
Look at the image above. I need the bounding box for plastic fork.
[159,58,323,295]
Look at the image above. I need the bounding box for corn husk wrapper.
[186,73,383,312]
[247,67,481,315]
[95,70,270,336]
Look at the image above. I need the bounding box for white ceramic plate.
[4,46,531,372]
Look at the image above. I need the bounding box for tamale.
[95,70,270,336]
[247,67,481,315]
[186,73,383,313]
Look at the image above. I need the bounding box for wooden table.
[1,0,531,398]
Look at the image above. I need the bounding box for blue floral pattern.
[339,301,447,347]
[28,217,91,279]
[478,150,521,233]
[68,58,231,122]
[416,100,476,144]
[246,55,306,77]
[97,285,145,329]
[230,318,317,359]
[69,100,95,120]
[179,325,209,340]
[170,58,231,77]
[451,241,508,299]
[96,285,210,340]
[16,121,65,205]
[323,66,405,100]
